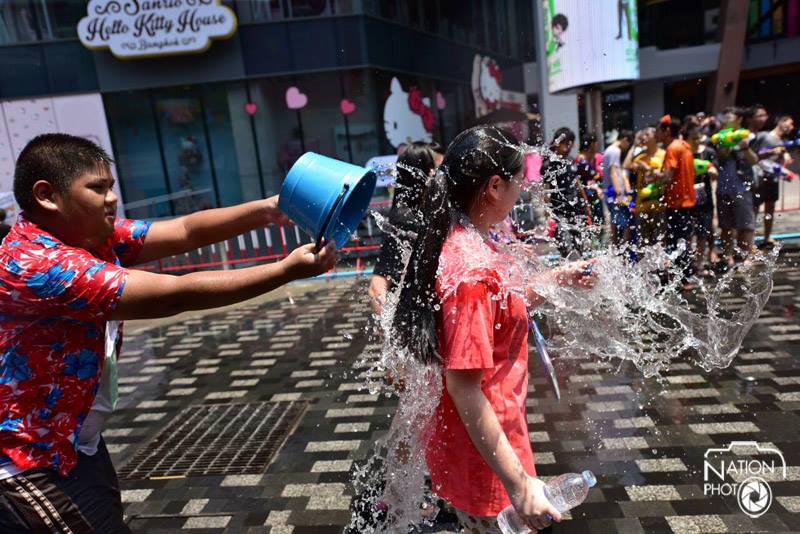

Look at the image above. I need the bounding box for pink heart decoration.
[244,102,258,116]
[340,98,356,115]
[286,87,308,110]
[436,91,446,110]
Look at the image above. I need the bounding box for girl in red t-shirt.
[392,126,594,532]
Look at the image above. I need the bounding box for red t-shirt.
[663,139,697,209]
[426,224,536,517]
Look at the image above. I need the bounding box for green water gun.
[693,159,716,175]
[637,182,662,201]
[710,128,753,149]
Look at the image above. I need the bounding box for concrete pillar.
[633,79,665,129]
[709,0,749,113]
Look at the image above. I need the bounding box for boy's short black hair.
[744,103,766,119]
[617,129,634,142]
[552,127,576,145]
[552,13,568,30]
[723,106,745,119]
[427,141,445,156]
[13,133,113,212]
[579,133,597,151]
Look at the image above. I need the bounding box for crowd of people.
[543,104,796,289]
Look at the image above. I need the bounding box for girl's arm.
[446,369,561,531]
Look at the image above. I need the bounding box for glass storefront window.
[248,70,380,196]
[235,0,357,23]
[106,84,255,219]
[105,92,172,220]
[104,71,472,219]
[0,0,41,43]
[155,93,219,214]
[203,83,247,206]
[0,0,82,44]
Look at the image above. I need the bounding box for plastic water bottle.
[496,471,597,534]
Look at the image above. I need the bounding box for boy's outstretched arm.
[135,196,287,264]
[110,241,336,321]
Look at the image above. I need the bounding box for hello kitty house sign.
[78,0,237,59]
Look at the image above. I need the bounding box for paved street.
[110,244,800,533]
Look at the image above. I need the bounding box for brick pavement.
[110,249,800,533]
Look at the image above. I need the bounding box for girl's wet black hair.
[392,126,523,364]
[394,141,437,210]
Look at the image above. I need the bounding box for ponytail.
[392,169,452,363]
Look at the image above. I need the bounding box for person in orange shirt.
[657,116,696,289]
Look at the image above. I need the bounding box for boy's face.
[687,131,702,149]
[51,164,118,248]
[553,23,564,36]
[778,117,794,135]
[722,112,741,129]
[556,139,573,157]
[750,107,768,131]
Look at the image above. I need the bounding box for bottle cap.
[582,470,597,487]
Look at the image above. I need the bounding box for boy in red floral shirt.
[0,134,337,532]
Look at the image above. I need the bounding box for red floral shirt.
[0,215,150,476]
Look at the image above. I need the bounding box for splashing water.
[348,128,779,531]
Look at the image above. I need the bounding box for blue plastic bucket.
[279,152,377,249]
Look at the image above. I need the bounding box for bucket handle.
[315,182,350,251]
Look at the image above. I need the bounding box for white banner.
[78,0,237,59]
[542,0,639,93]
[0,94,124,216]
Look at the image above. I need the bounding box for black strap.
[316,183,350,251]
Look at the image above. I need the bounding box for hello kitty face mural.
[383,77,434,150]
[471,54,503,118]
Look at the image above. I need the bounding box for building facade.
[0,0,535,219]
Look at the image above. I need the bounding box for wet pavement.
[110,247,800,534]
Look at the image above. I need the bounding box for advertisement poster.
[542,0,639,93]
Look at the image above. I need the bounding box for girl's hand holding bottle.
[507,475,562,531]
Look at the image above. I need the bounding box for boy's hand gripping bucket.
[278,152,378,249]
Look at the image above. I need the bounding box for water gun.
[710,128,753,149]
[637,182,663,201]
[757,160,797,181]
[783,138,800,148]
[604,185,636,209]
[693,159,716,175]
[757,138,800,154]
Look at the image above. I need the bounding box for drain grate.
[118,401,308,479]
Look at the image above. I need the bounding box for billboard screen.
[542,0,640,93]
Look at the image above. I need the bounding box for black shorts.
[717,193,755,231]
[754,175,780,205]
[0,439,129,533]
[691,205,713,237]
